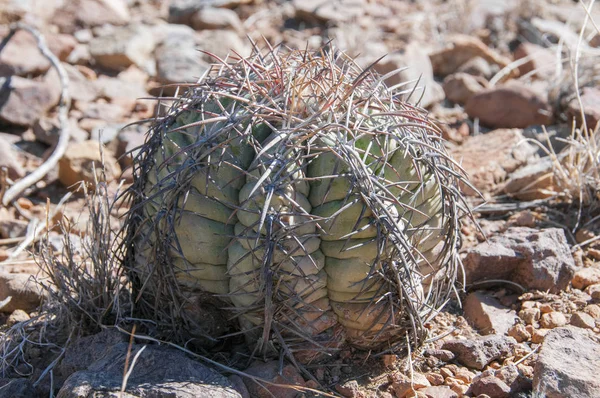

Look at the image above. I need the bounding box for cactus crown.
[124,43,471,359]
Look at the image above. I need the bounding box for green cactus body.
[125,46,468,358]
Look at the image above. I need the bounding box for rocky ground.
[0,0,600,397]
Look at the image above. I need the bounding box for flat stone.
[46,64,99,104]
[0,29,50,77]
[335,380,360,397]
[293,0,366,23]
[465,80,553,129]
[58,140,121,187]
[503,157,556,200]
[374,42,445,108]
[429,34,513,77]
[168,0,250,25]
[0,273,44,313]
[463,291,518,335]
[533,326,600,398]
[443,72,488,105]
[585,284,600,300]
[94,76,148,111]
[442,335,517,370]
[470,375,511,398]
[6,309,30,327]
[567,87,600,129]
[513,42,557,80]
[243,360,304,398]
[89,24,156,72]
[53,0,130,31]
[33,117,88,146]
[449,128,537,194]
[57,342,241,398]
[456,56,495,78]
[0,139,24,180]
[0,378,36,398]
[420,386,458,398]
[462,227,576,293]
[572,267,600,290]
[540,312,567,329]
[155,44,210,91]
[507,323,531,343]
[570,312,596,329]
[191,7,243,31]
[0,76,61,127]
[78,101,129,123]
[196,30,251,62]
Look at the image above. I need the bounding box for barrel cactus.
[125,45,470,359]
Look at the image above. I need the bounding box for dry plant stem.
[0,23,71,207]
[1,192,72,263]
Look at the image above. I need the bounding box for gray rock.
[192,7,243,31]
[374,42,444,108]
[429,34,512,78]
[0,76,61,127]
[52,64,99,104]
[33,117,89,146]
[196,30,251,62]
[503,156,556,201]
[521,124,572,155]
[0,273,44,313]
[79,102,129,123]
[0,139,24,180]
[462,227,576,293]
[533,326,600,398]
[169,0,249,25]
[152,23,197,47]
[56,329,128,378]
[470,375,511,398]
[57,342,240,398]
[442,335,517,370]
[463,291,518,335]
[116,126,146,168]
[89,24,156,72]
[456,56,496,79]
[53,0,131,30]
[420,386,458,398]
[155,44,209,89]
[0,378,36,398]
[0,29,51,77]
[90,123,124,144]
[293,0,366,23]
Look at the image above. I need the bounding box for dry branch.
[0,23,71,207]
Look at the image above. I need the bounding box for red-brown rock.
[465,81,553,129]
[443,72,488,105]
[513,42,557,80]
[567,87,600,130]
[462,227,576,293]
[0,76,60,127]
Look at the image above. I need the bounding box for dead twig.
[0,23,71,207]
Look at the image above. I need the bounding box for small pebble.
[540,312,567,329]
[570,312,596,329]
[508,323,531,342]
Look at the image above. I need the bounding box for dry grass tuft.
[0,166,131,381]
